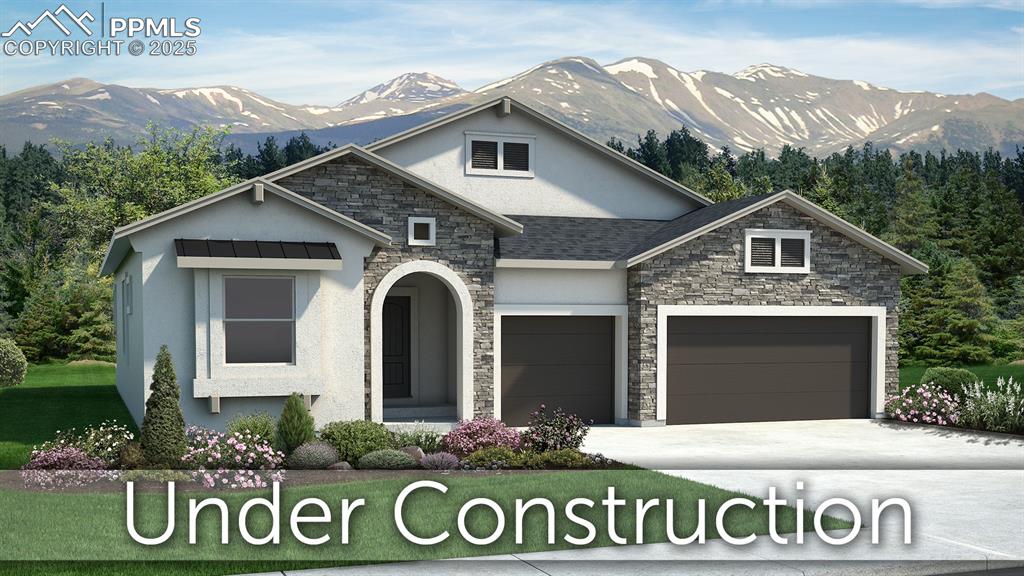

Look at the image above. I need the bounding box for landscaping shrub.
[181,427,285,489]
[140,346,186,467]
[920,367,977,396]
[227,411,277,446]
[287,441,339,470]
[37,420,135,468]
[21,447,111,490]
[357,449,418,470]
[522,448,593,470]
[520,405,590,452]
[320,420,395,463]
[442,417,520,456]
[959,377,1024,435]
[885,382,959,426]
[0,338,27,388]
[463,446,523,470]
[420,452,460,470]
[393,426,443,454]
[119,441,145,470]
[277,393,315,454]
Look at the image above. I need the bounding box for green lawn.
[0,469,850,574]
[899,364,1024,391]
[0,362,135,469]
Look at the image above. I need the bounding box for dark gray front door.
[382,296,411,399]
[666,316,871,425]
[501,316,614,426]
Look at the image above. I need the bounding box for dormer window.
[465,132,534,178]
[744,229,810,273]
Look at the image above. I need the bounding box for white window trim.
[744,229,811,274]
[222,275,296,366]
[407,216,437,247]
[464,131,535,178]
[655,305,889,422]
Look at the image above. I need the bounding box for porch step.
[383,404,457,420]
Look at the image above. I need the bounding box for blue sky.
[1,0,1021,104]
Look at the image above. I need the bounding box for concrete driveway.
[583,419,1024,469]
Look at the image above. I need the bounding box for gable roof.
[496,215,666,261]
[625,190,929,274]
[99,178,391,275]
[365,97,712,208]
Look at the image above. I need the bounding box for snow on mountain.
[339,72,464,106]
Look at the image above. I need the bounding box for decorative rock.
[399,446,425,463]
[328,461,352,470]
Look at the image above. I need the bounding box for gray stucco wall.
[277,155,498,418]
[114,250,145,425]
[626,201,902,423]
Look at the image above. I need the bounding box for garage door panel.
[667,391,869,425]
[502,333,613,365]
[500,394,613,428]
[668,332,869,364]
[502,365,612,397]
[665,315,871,425]
[669,316,869,335]
[501,316,613,426]
[667,362,869,395]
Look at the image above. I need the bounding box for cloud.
[1,1,1020,102]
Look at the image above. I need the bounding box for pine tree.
[633,130,669,175]
[884,165,939,259]
[914,259,998,365]
[140,345,187,467]
[804,167,844,216]
[277,392,314,454]
[13,269,65,361]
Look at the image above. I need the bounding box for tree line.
[0,124,1020,366]
[610,128,1024,365]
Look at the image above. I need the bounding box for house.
[101,97,927,429]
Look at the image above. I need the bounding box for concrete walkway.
[237,420,1024,576]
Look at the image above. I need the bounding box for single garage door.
[666,316,870,425]
[501,316,614,426]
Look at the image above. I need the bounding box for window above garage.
[744,229,810,274]
[465,132,535,178]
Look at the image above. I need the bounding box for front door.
[382,296,411,398]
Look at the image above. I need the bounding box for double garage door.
[666,316,871,425]
[500,314,871,427]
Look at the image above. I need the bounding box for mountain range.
[2,57,1021,157]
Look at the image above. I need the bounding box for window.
[223,276,294,364]
[465,132,535,177]
[120,275,132,355]
[407,216,436,247]
[744,229,810,273]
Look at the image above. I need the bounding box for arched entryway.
[369,260,473,422]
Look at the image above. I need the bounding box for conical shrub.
[140,345,186,467]
[277,392,314,454]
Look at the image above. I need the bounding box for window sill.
[464,169,535,179]
[745,267,810,274]
[193,376,324,398]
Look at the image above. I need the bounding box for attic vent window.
[465,132,535,178]
[744,229,810,274]
[408,216,436,247]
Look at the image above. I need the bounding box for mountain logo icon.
[2,4,95,38]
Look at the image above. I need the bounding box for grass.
[0,362,135,470]
[0,469,851,574]
[899,364,1024,391]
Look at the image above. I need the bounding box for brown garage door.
[501,316,614,426]
[667,316,870,425]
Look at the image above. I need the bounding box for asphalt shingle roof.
[496,195,774,263]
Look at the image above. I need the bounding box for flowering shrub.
[181,426,285,489]
[21,447,111,490]
[420,452,460,470]
[442,417,520,456]
[885,382,959,426]
[959,377,1024,435]
[36,421,135,468]
[520,405,590,452]
[392,426,443,454]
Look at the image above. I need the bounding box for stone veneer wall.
[626,202,902,423]
[277,156,496,418]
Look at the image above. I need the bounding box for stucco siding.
[114,250,145,426]
[375,110,699,219]
[626,202,902,423]
[495,268,626,305]
[128,191,375,429]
